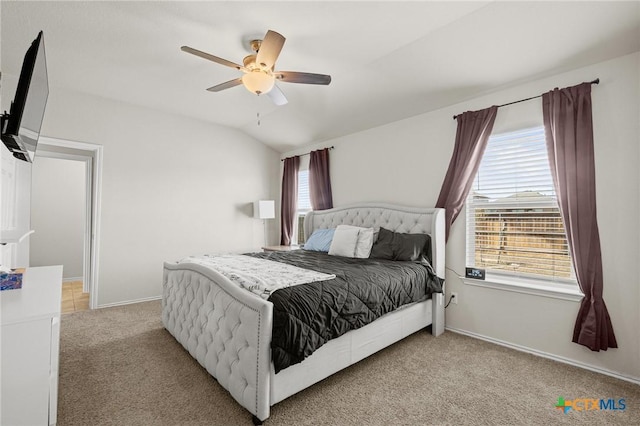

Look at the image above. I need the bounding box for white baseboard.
[445,326,640,386]
[97,295,162,309]
[63,276,83,283]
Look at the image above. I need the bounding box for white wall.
[37,88,280,306]
[30,157,85,279]
[0,144,31,268]
[282,52,640,381]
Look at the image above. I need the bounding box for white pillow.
[328,226,360,257]
[329,225,374,259]
[331,225,375,258]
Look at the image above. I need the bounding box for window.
[466,127,576,286]
[296,170,311,245]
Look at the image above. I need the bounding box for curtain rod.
[452,78,600,120]
[280,146,335,162]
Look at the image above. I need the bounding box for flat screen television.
[1,31,49,162]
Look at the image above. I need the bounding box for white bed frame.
[162,203,445,423]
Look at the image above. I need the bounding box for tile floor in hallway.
[62,280,89,314]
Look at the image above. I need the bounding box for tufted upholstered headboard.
[303,203,445,278]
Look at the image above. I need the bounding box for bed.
[162,203,445,424]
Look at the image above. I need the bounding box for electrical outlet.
[451,292,458,304]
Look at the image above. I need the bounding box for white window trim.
[462,272,583,302]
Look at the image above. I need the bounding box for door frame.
[37,137,103,309]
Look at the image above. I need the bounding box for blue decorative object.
[303,228,336,252]
[0,271,23,291]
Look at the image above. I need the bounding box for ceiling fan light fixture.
[242,70,275,95]
[182,29,330,106]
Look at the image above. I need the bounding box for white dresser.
[1,266,63,426]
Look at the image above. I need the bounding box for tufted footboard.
[162,261,273,421]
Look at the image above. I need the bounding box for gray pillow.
[369,227,431,261]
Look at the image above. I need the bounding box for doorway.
[34,137,102,309]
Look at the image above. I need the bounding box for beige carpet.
[58,301,639,425]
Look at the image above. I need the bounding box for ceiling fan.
[181,30,331,106]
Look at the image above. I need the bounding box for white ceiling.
[2,1,639,153]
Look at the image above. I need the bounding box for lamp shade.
[242,71,275,95]
[254,200,275,219]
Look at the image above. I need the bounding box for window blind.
[297,170,311,211]
[465,127,575,281]
[297,170,311,245]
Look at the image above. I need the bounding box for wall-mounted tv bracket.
[1,112,30,161]
[1,112,8,135]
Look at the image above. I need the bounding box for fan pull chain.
[257,112,261,126]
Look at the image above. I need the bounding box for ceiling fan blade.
[181,46,242,70]
[267,85,288,106]
[256,30,285,70]
[206,78,243,92]
[276,71,331,85]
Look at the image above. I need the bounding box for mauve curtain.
[280,156,300,246]
[435,106,498,241]
[542,82,617,351]
[309,148,333,210]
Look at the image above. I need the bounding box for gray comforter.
[246,250,442,373]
